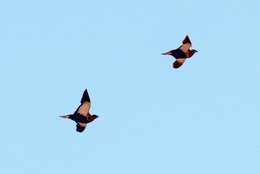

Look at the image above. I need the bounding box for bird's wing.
[72,89,92,117]
[173,59,185,69]
[180,35,192,53]
[80,89,91,104]
[76,123,87,132]
[77,102,91,117]
[78,89,91,116]
[182,35,191,45]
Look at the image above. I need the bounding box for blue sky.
[0,0,259,173]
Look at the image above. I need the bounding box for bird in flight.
[162,35,198,69]
[60,89,98,133]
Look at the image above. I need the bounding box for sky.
[0,0,260,173]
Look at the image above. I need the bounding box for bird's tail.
[162,51,172,55]
[59,115,73,119]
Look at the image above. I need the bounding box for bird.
[162,35,198,69]
[60,88,98,133]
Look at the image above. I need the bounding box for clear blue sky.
[0,0,259,173]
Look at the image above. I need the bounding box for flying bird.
[60,89,98,133]
[162,35,198,69]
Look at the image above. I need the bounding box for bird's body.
[167,49,187,59]
[60,89,98,133]
[162,35,197,69]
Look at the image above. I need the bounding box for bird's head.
[87,114,99,123]
[192,49,198,53]
[92,114,99,119]
[189,49,198,57]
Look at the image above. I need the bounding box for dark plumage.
[162,35,198,69]
[60,89,98,133]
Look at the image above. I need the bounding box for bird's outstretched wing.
[180,35,192,53]
[77,102,91,117]
[76,123,87,132]
[182,35,191,45]
[173,59,185,69]
[77,89,91,117]
[80,89,91,104]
